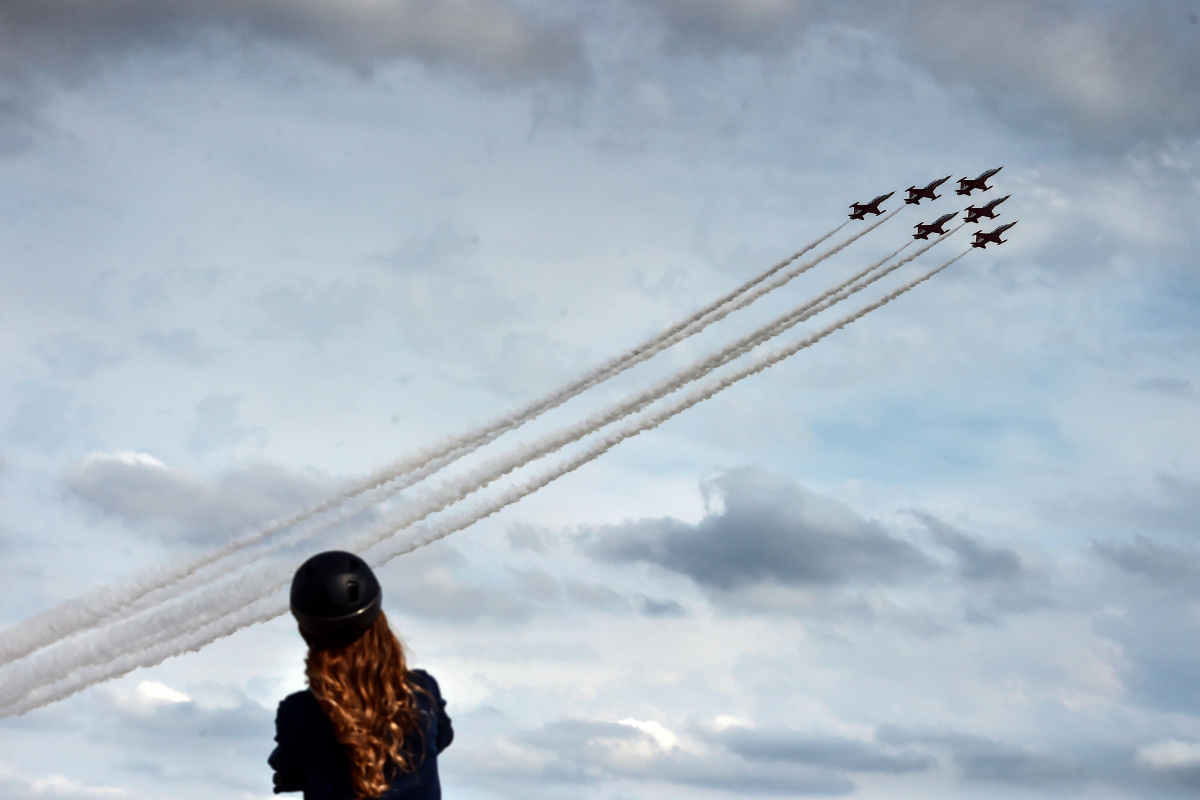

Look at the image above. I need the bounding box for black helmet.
[290,550,382,649]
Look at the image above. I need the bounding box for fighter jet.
[905,175,952,205]
[849,192,894,220]
[956,167,1003,196]
[971,221,1017,248]
[913,212,957,239]
[964,195,1010,224]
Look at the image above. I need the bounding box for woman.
[270,551,453,799]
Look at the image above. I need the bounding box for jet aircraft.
[905,176,951,204]
[964,195,1010,224]
[913,212,957,239]
[956,167,1003,196]
[971,221,1017,248]
[848,192,894,219]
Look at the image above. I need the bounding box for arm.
[412,670,454,753]
[435,688,454,754]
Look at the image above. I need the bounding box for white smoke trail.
[0,225,947,710]
[368,253,973,566]
[0,237,901,709]
[0,249,970,719]
[0,216,887,667]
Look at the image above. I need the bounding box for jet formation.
[848,167,1013,248]
[905,175,951,205]
[848,192,894,220]
[971,221,1017,248]
[913,212,957,240]
[956,167,1003,196]
[964,195,1009,224]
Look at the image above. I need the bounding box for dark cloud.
[877,728,1088,787]
[913,511,1024,581]
[637,595,686,617]
[1094,535,1200,596]
[584,468,935,592]
[0,0,586,87]
[953,745,1086,786]
[1097,605,1200,716]
[63,451,331,544]
[712,727,935,774]
[507,717,856,795]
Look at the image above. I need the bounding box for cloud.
[636,0,821,55]
[0,0,587,154]
[496,716,857,795]
[137,327,216,367]
[34,333,126,380]
[186,393,262,454]
[0,761,133,800]
[637,0,1200,148]
[877,728,1087,787]
[387,566,535,623]
[88,680,274,791]
[1094,535,1200,596]
[1050,471,1200,538]
[1137,741,1200,789]
[637,595,686,617]
[0,0,586,87]
[1135,376,1193,397]
[583,468,935,593]
[1137,739,1200,769]
[711,727,935,774]
[912,511,1024,581]
[885,0,1200,148]
[4,382,89,450]
[952,744,1085,786]
[63,451,331,544]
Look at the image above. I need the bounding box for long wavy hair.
[305,611,424,799]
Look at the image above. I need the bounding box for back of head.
[290,550,382,650]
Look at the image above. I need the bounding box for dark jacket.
[269,669,453,800]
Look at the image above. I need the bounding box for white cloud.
[0,761,132,799]
[1136,739,1200,769]
[619,717,681,750]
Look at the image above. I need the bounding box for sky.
[1,0,1200,798]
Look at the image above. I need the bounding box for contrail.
[0,249,970,719]
[0,215,894,668]
[0,230,959,714]
[0,224,933,708]
[367,253,974,567]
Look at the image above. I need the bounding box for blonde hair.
[305,612,423,798]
